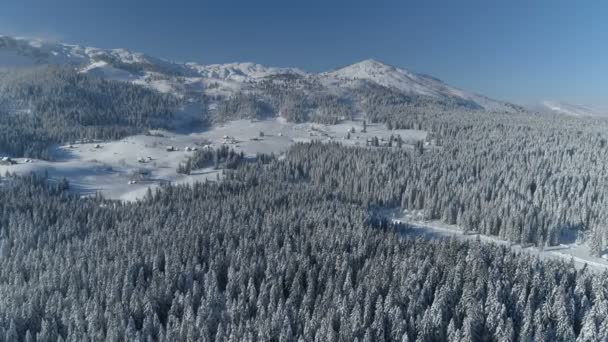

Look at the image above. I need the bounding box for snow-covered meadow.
[0,118,426,201]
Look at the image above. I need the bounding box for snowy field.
[0,118,426,201]
[385,209,608,271]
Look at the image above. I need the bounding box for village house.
[0,157,16,165]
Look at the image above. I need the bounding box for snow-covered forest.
[2,36,608,341]
[1,155,607,341]
[0,67,178,159]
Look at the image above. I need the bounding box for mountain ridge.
[0,35,519,112]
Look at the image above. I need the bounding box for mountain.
[0,35,518,113]
[321,59,517,112]
[538,100,607,117]
[0,35,304,96]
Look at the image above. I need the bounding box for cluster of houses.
[365,135,405,148]
[307,127,328,138]
[127,168,152,185]
[222,135,238,145]
[166,146,199,152]
[137,156,154,163]
[0,157,35,166]
[250,131,267,142]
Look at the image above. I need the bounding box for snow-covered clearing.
[385,209,608,271]
[0,118,425,201]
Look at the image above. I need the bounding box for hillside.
[0,35,520,114]
[539,100,608,117]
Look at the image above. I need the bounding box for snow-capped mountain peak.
[0,35,519,112]
[321,59,516,112]
[329,58,400,77]
[323,59,431,94]
[324,58,466,97]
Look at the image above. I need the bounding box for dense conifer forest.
[0,67,178,159]
[208,85,608,253]
[1,144,608,341]
[210,80,608,254]
[2,63,608,341]
[1,65,599,252]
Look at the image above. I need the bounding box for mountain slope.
[539,100,607,117]
[323,59,462,97]
[0,35,519,113]
[321,59,518,112]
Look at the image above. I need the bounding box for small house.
[0,157,15,165]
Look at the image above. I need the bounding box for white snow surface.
[540,100,608,117]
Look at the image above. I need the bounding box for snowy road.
[392,217,608,271]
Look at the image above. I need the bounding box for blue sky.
[1,0,606,106]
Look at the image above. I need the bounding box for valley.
[0,117,426,200]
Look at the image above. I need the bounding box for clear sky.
[1,0,606,106]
